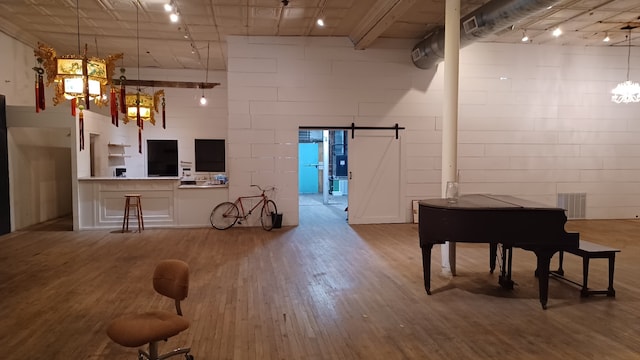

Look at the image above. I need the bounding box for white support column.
[441,0,460,275]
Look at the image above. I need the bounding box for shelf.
[108,143,130,158]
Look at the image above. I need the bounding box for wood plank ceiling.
[0,0,639,71]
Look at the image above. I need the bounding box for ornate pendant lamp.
[124,90,165,125]
[123,2,167,153]
[33,0,122,151]
[611,27,640,104]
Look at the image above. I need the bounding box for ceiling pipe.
[411,0,563,69]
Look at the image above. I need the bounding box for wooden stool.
[122,194,144,233]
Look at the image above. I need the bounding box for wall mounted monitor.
[195,139,225,172]
[147,139,178,176]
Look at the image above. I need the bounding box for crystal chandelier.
[611,28,640,104]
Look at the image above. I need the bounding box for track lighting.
[603,33,610,42]
[521,31,529,42]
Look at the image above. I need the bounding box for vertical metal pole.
[441,0,460,275]
[323,130,329,204]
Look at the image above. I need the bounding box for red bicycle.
[210,185,278,230]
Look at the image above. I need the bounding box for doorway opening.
[298,129,348,222]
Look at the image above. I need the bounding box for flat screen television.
[147,139,178,176]
[195,139,225,172]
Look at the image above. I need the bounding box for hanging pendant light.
[611,27,640,104]
[33,0,122,151]
[33,0,122,113]
[199,41,211,106]
[123,2,166,153]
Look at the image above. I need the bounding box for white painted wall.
[5,29,640,228]
[1,31,229,230]
[226,36,640,222]
[73,67,228,179]
[6,105,76,230]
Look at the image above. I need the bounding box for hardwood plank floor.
[0,205,639,359]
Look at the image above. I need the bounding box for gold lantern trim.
[124,89,165,126]
[34,42,122,108]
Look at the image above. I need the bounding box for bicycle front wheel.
[261,199,278,231]
[210,202,239,230]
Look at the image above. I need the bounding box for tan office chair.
[107,259,194,360]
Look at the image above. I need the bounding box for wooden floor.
[1,204,639,359]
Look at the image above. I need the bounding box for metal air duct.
[411,0,562,69]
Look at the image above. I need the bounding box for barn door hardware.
[300,123,405,139]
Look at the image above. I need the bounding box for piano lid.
[418,194,577,249]
[419,194,559,211]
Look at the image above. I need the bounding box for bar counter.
[77,177,228,229]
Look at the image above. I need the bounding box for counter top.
[178,184,229,189]
[78,177,181,181]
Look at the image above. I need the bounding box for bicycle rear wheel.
[211,202,239,230]
[261,199,278,231]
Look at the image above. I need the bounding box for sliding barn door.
[348,130,403,224]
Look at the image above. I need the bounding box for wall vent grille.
[557,193,586,219]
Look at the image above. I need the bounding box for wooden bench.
[550,240,620,297]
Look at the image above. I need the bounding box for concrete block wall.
[227,36,640,222]
[5,30,640,224]
[456,43,640,218]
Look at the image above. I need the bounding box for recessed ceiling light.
[552,28,562,37]
[317,18,325,27]
[170,13,179,22]
[164,3,173,12]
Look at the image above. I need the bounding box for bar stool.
[122,194,144,233]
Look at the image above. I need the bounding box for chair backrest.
[153,259,189,315]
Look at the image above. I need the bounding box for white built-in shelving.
[108,143,131,158]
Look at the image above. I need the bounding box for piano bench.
[550,240,620,297]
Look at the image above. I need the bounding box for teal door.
[299,143,319,194]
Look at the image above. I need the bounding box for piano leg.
[421,245,434,295]
[498,246,514,290]
[534,249,556,310]
[489,243,497,273]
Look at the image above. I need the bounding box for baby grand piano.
[418,194,579,309]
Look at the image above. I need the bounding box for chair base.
[137,342,193,360]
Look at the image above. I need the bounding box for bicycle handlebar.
[250,184,276,193]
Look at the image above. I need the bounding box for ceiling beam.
[348,0,416,50]
[112,79,220,89]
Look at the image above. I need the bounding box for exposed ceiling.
[1,0,640,72]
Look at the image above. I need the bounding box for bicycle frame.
[210,185,278,231]
[233,194,268,219]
